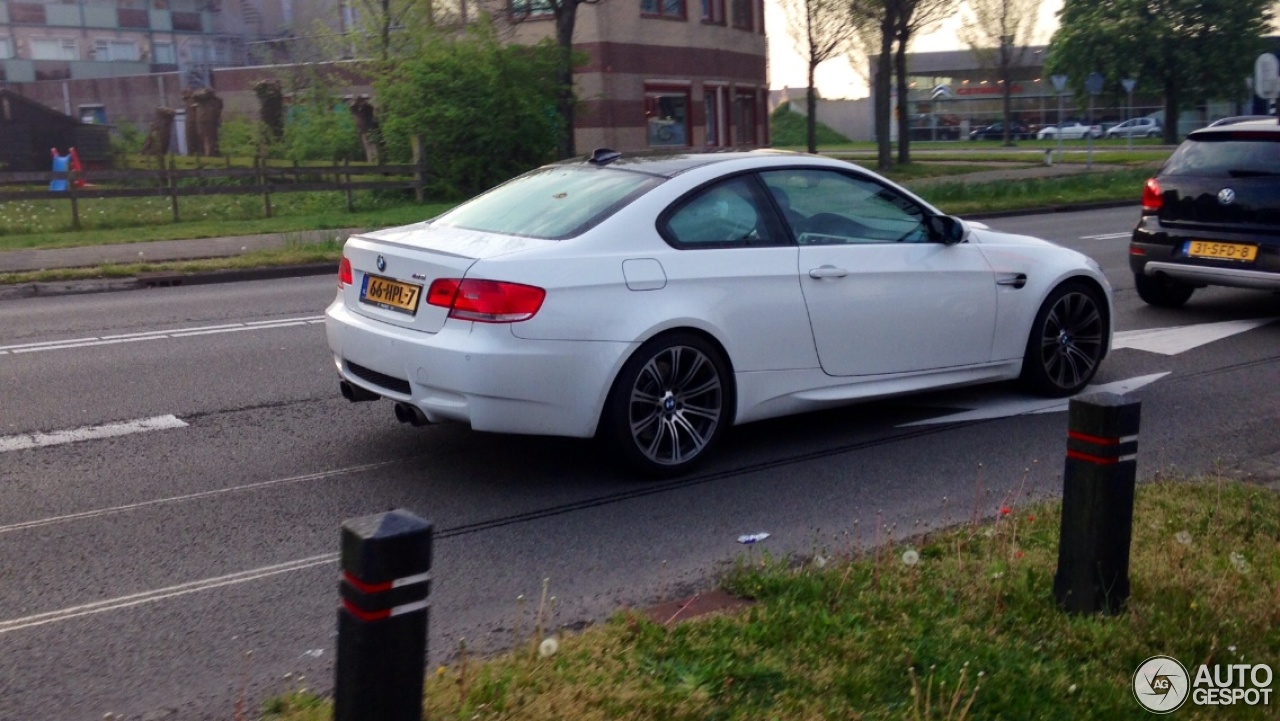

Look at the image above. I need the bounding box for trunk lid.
[341,221,555,333]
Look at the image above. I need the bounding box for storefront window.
[645,86,691,147]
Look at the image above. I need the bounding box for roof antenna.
[588,148,622,166]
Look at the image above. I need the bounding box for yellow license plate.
[360,274,422,314]
[1187,241,1258,262]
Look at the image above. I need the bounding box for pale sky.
[766,0,1065,98]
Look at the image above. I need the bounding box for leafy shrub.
[375,24,561,198]
[218,114,267,158]
[280,81,364,163]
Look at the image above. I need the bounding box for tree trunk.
[806,62,819,154]
[555,3,579,159]
[1001,44,1013,146]
[1163,80,1179,145]
[874,10,895,170]
[894,33,910,165]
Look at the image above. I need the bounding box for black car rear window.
[1163,134,1280,177]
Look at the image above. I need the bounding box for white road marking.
[1113,318,1276,355]
[898,373,1170,427]
[0,554,337,636]
[0,415,188,453]
[0,460,406,535]
[0,316,325,356]
[1079,232,1132,240]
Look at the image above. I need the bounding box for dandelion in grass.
[538,637,559,658]
[1175,530,1193,546]
[1229,551,1251,574]
[901,549,920,566]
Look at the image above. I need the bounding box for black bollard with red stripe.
[1053,392,1140,615]
[335,509,432,721]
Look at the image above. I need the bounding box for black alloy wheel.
[1021,283,1108,397]
[604,332,731,477]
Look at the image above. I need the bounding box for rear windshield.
[433,166,663,239]
[1163,134,1280,177]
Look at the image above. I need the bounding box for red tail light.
[338,257,353,288]
[427,278,546,323]
[1141,177,1163,214]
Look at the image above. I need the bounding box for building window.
[511,0,555,18]
[700,0,724,23]
[730,0,751,29]
[31,38,79,61]
[0,38,12,60]
[641,0,685,20]
[733,87,757,145]
[94,39,140,61]
[645,85,691,147]
[152,42,176,64]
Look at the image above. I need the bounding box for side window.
[661,176,782,248]
[760,169,929,245]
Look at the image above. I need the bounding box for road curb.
[135,262,337,287]
[0,263,336,302]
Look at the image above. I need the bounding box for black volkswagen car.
[1130,119,1280,307]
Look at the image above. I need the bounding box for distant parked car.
[1106,117,1162,138]
[1207,115,1276,127]
[1038,121,1102,140]
[968,121,1030,140]
[1130,119,1280,307]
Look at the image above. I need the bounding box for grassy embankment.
[262,476,1280,720]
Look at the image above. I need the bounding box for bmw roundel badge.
[376,255,387,272]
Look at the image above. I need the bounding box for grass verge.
[0,240,344,285]
[908,168,1151,216]
[263,476,1279,720]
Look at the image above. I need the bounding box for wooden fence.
[0,138,428,230]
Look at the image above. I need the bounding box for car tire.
[1134,272,1195,308]
[1020,282,1108,397]
[602,331,733,477]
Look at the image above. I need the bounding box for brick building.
[0,0,769,153]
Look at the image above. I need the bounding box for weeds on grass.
[263,475,1279,720]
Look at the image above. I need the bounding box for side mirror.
[927,215,965,245]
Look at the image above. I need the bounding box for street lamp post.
[1051,74,1068,162]
[1122,78,1137,151]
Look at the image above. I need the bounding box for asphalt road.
[2,205,1279,720]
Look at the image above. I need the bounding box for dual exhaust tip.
[339,380,431,426]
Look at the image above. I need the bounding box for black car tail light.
[1141,178,1163,215]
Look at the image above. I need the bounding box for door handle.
[808,265,849,279]
[996,273,1028,289]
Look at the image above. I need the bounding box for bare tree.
[849,0,898,169]
[779,0,860,152]
[893,0,959,163]
[511,0,602,159]
[960,0,1041,146]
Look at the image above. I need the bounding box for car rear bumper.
[1130,224,1280,291]
[325,299,633,438]
[1138,261,1280,290]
